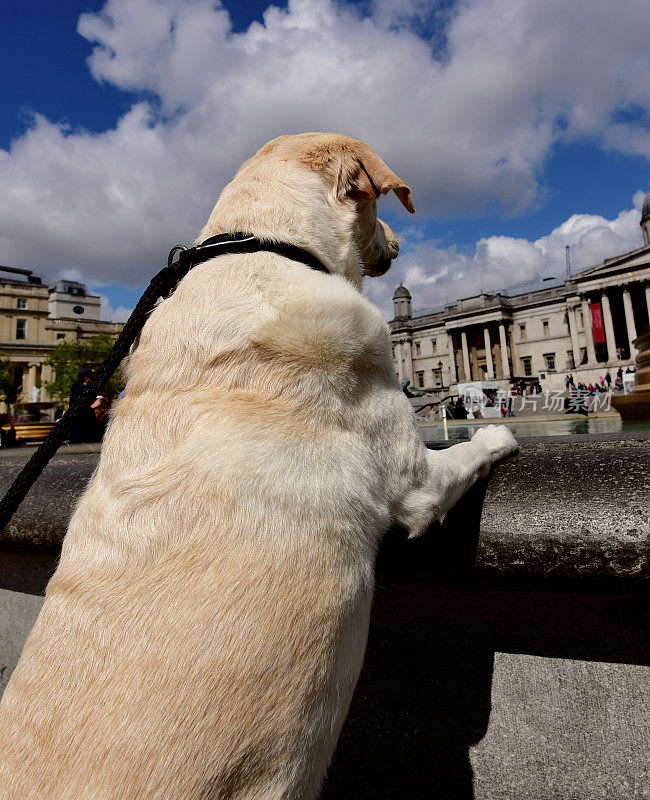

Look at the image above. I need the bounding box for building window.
[414,341,421,355]
[544,353,556,372]
[15,319,26,340]
[542,320,550,336]
[519,323,527,339]
[433,369,442,387]
[431,338,437,353]
[16,298,27,309]
[567,350,575,370]
[521,357,532,376]
[416,371,424,388]
[56,333,66,340]
[577,311,584,328]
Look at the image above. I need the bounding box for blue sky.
[1,0,650,319]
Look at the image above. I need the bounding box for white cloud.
[0,0,649,294]
[98,294,133,323]
[368,193,646,317]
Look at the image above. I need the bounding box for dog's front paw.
[471,425,519,463]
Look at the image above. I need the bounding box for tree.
[44,334,124,403]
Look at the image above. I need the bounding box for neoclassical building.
[390,193,650,393]
[0,265,123,407]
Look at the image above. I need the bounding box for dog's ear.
[338,144,415,213]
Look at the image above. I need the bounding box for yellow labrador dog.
[0,133,517,800]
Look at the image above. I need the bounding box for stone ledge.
[0,435,648,579]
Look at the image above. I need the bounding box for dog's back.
[0,133,424,799]
[0,254,394,800]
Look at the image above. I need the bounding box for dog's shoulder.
[250,272,391,373]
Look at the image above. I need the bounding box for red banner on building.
[590,302,606,344]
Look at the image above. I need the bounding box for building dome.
[641,192,650,246]
[642,191,650,223]
[393,283,411,299]
[392,283,412,321]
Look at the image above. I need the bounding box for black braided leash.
[0,233,330,534]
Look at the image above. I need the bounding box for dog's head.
[203,133,414,286]
[290,133,414,278]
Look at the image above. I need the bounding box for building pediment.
[574,244,650,285]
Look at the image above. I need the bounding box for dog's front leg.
[395,425,518,538]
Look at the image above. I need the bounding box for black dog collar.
[169,232,330,275]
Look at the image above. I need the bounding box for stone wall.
[1,434,648,799]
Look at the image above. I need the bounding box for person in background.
[452,397,469,420]
[90,393,111,442]
[605,371,612,389]
[68,368,96,444]
[1,424,17,448]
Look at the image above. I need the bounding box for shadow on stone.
[321,589,494,800]
[321,474,650,799]
[322,482,490,800]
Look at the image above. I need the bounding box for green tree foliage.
[44,334,124,403]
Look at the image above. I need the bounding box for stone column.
[483,326,494,379]
[28,364,41,403]
[403,338,414,383]
[395,341,404,383]
[25,364,38,400]
[581,298,597,365]
[499,324,511,379]
[40,365,51,402]
[645,283,650,327]
[622,286,638,358]
[600,291,617,363]
[461,330,471,382]
[447,332,457,384]
[567,305,581,369]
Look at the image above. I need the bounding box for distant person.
[616,366,623,381]
[1,424,17,448]
[452,397,468,420]
[565,388,588,416]
[69,368,93,404]
[90,393,111,442]
[68,368,96,444]
[605,371,612,388]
